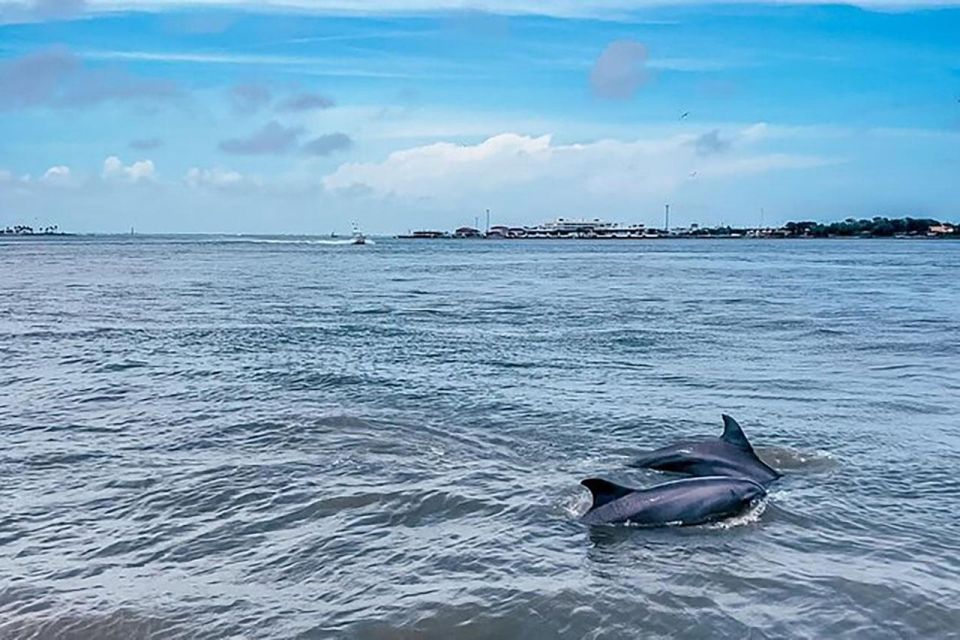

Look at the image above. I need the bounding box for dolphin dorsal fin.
[720,414,753,451]
[581,478,634,511]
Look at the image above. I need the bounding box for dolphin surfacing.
[631,414,781,486]
[580,476,766,527]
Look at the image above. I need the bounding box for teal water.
[1,236,959,638]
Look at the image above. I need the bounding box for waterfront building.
[518,218,647,239]
[454,226,482,238]
[397,230,448,239]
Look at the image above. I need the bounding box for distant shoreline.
[0,233,76,239]
[395,234,959,241]
[397,217,959,241]
[2,233,958,241]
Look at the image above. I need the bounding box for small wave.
[25,451,117,468]
[561,488,593,520]
[0,607,188,640]
[94,360,148,373]
[812,327,848,335]
[381,489,502,528]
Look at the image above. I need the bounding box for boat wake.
[318,238,375,246]
[216,237,374,246]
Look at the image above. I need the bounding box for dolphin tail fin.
[720,414,754,451]
[580,478,634,511]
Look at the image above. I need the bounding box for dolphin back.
[720,414,782,482]
[581,478,635,512]
[631,415,782,485]
[580,476,766,526]
[720,414,753,451]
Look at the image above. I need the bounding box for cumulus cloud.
[218,120,304,155]
[301,132,352,156]
[102,156,156,182]
[229,83,271,114]
[323,129,836,203]
[40,164,74,185]
[276,92,335,112]
[129,137,163,150]
[0,46,179,110]
[325,133,552,197]
[590,40,649,100]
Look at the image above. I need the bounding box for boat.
[350,223,366,245]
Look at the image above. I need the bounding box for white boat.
[350,223,366,245]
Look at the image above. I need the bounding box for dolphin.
[631,414,781,486]
[580,476,766,526]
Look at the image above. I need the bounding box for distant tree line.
[687,217,957,238]
[1,224,61,235]
[783,217,953,237]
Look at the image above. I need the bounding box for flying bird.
[680,111,690,120]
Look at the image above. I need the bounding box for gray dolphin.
[631,414,781,486]
[580,476,766,526]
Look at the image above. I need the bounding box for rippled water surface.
[2,236,959,639]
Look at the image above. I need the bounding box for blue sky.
[1,1,958,233]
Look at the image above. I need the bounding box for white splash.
[707,497,768,530]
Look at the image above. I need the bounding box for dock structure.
[397,230,449,239]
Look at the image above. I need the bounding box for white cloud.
[325,133,552,195]
[184,166,246,189]
[40,164,74,185]
[323,128,837,204]
[102,156,156,182]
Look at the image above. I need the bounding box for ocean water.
[1,236,959,639]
